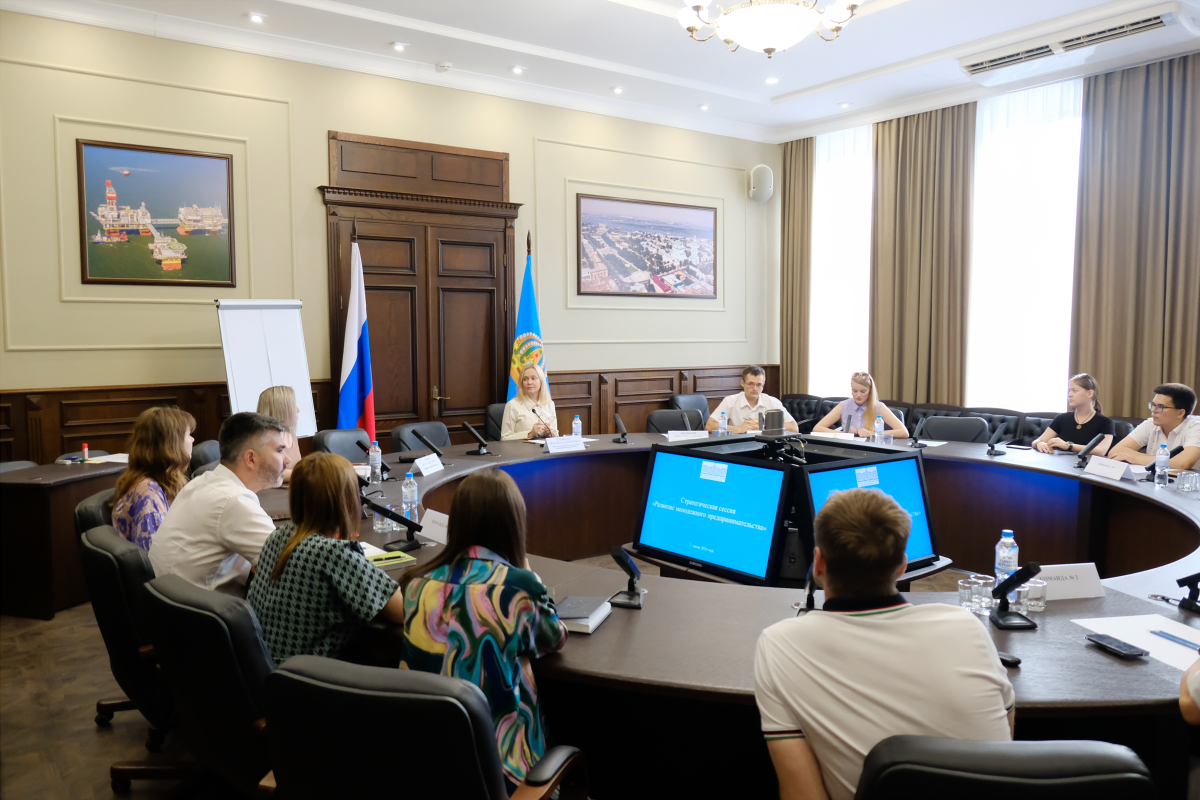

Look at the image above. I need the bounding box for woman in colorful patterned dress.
[110,406,195,551]
[399,469,567,794]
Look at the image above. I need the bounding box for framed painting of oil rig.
[76,140,235,287]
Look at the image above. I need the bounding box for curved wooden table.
[265,434,1200,798]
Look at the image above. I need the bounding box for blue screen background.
[806,458,935,562]
[639,452,784,578]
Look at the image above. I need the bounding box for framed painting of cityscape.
[577,194,716,298]
[76,139,235,287]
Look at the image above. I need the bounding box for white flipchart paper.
[1072,614,1199,671]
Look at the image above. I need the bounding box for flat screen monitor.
[633,446,790,586]
[801,452,938,569]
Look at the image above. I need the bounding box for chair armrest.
[257,770,276,797]
[510,746,587,800]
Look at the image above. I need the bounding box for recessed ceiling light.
[612,86,624,94]
[838,102,853,109]
[512,66,525,75]
[765,77,779,85]
[248,12,265,23]
[698,104,709,111]
[392,42,407,51]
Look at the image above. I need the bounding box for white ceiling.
[4,0,1198,142]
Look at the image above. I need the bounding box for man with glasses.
[706,364,799,434]
[1108,383,1200,470]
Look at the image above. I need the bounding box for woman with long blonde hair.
[1032,373,1115,455]
[814,371,908,438]
[257,385,303,482]
[248,452,404,663]
[111,406,195,551]
[500,363,558,440]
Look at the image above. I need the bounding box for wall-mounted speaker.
[749,164,773,203]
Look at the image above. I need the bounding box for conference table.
[263,432,1199,799]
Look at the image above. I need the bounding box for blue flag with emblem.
[507,254,544,401]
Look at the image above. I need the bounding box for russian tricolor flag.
[336,242,375,441]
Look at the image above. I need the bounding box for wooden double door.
[327,214,513,448]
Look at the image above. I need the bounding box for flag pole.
[527,230,531,255]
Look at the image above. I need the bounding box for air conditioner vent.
[1060,15,1167,50]
[964,45,1055,75]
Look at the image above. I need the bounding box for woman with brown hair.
[813,371,908,438]
[248,452,403,663]
[257,385,303,482]
[1033,373,1115,455]
[111,406,195,551]
[399,469,567,794]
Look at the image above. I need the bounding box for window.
[807,124,872,397]
[965,80,1083,411]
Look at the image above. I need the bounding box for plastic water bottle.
[1155,444,1170,487]
[995,529,1018,582]
[874,414,884,442]
[718,412,728,436]
[572,415,582,438]
[368,440,382,483]
[401,472,419,521]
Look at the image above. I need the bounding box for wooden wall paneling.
[328,132,509,203]
[607,370,682,433]
[0,402,14,462]
[1102,490,1197,577]
[546,372,600,436]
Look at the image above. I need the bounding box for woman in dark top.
[1033,373,1115,455]
[248,452,404,663]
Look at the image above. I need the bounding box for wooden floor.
[0,558,965,799]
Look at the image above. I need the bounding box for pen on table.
[1149,629,1200,650]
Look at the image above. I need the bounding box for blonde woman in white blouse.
[501,364,558,440]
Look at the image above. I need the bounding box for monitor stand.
[895,556,953,592]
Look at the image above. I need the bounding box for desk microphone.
[355,439,391,478]
[609,546,644,609]
[612,413,629,444]
[909,417,929,449]
[360,495,423,553]
[1071,433,1106,469]
[462,422,496,456]
[412,430,451,465]
[1140,445,1183,482]
[984,425,1007,457]
[683,411,692,431]
[990,562,1041,630]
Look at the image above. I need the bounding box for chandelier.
[678,0,859,58]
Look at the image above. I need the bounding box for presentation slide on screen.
[806,459,935,561]
[639,453,784,578]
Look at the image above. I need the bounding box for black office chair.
[854,735,1154,800]
[262,655,587,800]
[818,397,848,419]
[1017,416,1057,447]
[55,449,110,461]
[645,409,704,434]
[909,404,963,429]
[0,460,37,473]
[313,428,370,461]
[669,393,711,419]
[191,460,220,478]
[485,403,506,441]
[965,408,1023,439]
[922,416,990,443]
[79,527,191,791]
[1112,419,1134,443]
[188,439,220,475]
[782,394,822,423]
[392,421,452,453]
[143,575,275,796]
[880,399,913,426]
[75,487,115,537]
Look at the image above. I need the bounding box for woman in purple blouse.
[813,371,909,438]
[110,407,195,551]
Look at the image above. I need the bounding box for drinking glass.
[958,578,981,610]
[1025,578,1047,612]
[1177,471,1199,493]
[972,575,996,616]
[1012,585,1030,614]
[883,434,894,445]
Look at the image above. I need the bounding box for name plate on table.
[414,453,444,476]
[1038,563,1104,600]
[544,435,586,454]
[419,509,449,544]
[667,430,710,442]
[1084,455,1147,481]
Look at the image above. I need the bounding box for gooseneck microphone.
[1071,433,1106,469]
[462,422,496,456]
[612,413,629,444]
[909,417,929,449]
[1141,445,1184,482]
[412,430,445,458]
[355,439,391,478]
[361,495,423,553]
[985,425,1008,457]
[990,562,1041,630]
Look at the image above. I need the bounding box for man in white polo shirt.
[706,365,798,434]
[754,489,1014,800]
[150,412,290,595]
[1109,382,1200,470]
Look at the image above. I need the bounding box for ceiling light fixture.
[838,101,852,108]
[679,0,858,58]
[765,77,779,84]
[612,86,624,94]
[512,66,525,74]
[248,11,265,23]
[698,104,709,110]
[392,42,406,51]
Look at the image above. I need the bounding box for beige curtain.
[780,138,815,395]
[869,103,976,405]
[1071,53,1200,418]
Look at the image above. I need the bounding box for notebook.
[556,596,613,635]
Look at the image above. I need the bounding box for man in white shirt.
[754,489,1015,800]
[1109,382,1200,470]
[706,365,798,434]
[150,412,290,595]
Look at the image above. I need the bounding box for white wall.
[0,11,781,390]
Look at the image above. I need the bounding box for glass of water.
[1012,585,1030,614]
[972,575,996,616]
[1177,471,1199,493]
[1025,578,1047,612]
[958,578,981,610]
